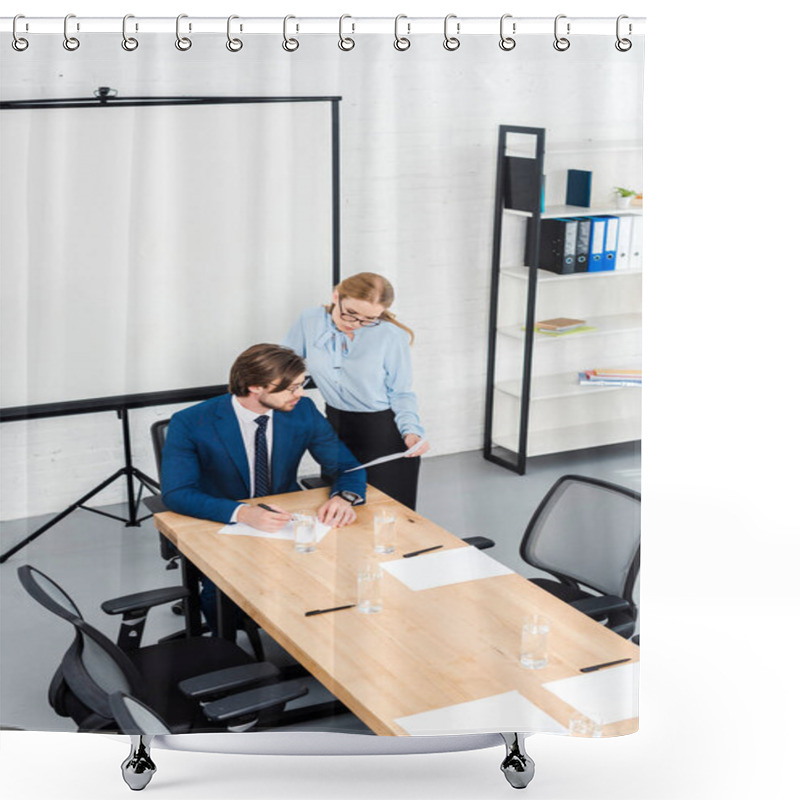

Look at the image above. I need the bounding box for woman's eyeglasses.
[338,298,382,327]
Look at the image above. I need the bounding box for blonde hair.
[331,272,415,344]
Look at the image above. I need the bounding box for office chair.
[519,475,640,640]
[16,565,308,736]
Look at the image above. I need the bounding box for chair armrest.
[101,586,190,616]
[202,679,309,723]
[462,536,495,550]
[571,594,630,617]
[178,662,281,700]
[143,495,168,514]
[300,475,332,490]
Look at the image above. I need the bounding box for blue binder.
[598,215,620,271]
[587,217,607,271]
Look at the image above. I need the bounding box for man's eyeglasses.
[271,376,311,395]
[338,298,382,328]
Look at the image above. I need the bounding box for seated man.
[161,343,366,631]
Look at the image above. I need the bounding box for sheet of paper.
[542,662,639,724]
[395,690,567,736]
[218,518,333,542]
[380,545,513,591]
[343,438,426,472]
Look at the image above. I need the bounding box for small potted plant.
[613,186,637,209]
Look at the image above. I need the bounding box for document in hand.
[344,438,427,473]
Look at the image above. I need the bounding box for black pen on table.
[579,658,631,673]
[403,544,443,558]
[305,604,357,617]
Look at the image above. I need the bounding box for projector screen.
[0,99,337,409]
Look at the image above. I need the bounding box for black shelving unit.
[483,125,545,475]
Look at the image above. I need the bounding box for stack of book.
[535,317,587,334]
[578,368,642,387]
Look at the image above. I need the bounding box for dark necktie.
[254,415,271,498]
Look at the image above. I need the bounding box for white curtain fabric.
[1,30,643,738]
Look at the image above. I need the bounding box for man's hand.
[403,433,430,457]
[238,503,292,532]
[318,495,356,527]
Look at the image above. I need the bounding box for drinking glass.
[520,614,550,669]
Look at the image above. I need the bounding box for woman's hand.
[403,433,430,457]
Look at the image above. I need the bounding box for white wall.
[0,34,643,520]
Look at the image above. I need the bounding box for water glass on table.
[520,614,550,669]
[357,557,383,614]
[293,510,317,553]
[373,510,397,554]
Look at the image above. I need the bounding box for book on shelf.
[578,368,641,386]
[535,317,586,332]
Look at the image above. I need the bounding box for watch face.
[340,491,358,504]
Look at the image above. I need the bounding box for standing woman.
[283,272,429,510]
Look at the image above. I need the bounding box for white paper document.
[218,518,333,542]
[343,438,427,472]
[542,662,639,724]
[380,545,513,591]
[395,690,567,736]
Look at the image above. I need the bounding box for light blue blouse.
[282,305,425,438]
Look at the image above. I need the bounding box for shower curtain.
[0,11,643,755]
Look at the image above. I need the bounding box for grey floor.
[0,443,639,733]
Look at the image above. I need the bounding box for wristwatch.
[336,490,362,506]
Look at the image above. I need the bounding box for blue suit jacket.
[161,394,366,523]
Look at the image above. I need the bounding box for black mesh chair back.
[110,692,172,736]
[150,419,170,483]
[17,565,145,727]
[520,475,640,638]
[17,564,84,622]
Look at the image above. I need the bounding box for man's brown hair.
[228,344,305,397]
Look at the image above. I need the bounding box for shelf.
[504,204,643,220]
[492,416,641,458]
[497,313,641,342]
[495,373,641,401]
[500,266,642,283]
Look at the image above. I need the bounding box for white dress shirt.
[230,395,273,521]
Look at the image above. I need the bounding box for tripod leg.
[121,735,156,791]
[500,732,535,789]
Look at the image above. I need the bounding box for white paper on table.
[542,662,639,724]
[343,438,426,472]
[395,690,567,736]
[380,545,513,591]
[217,518,333,542]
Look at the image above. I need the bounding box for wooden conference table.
[154,486,639,737]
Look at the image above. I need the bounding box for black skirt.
[325,405,421,511]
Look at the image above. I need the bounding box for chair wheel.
[171,601,185,616]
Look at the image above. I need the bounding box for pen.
[305,604,357,617]
[579,658,631,673]
[258,503,296,519]
[403,544,443,558]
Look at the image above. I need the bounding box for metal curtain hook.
[12,14,29,51]
[443,13,460,51]
[394,14,411,51]
[226,15,243,51]
[175,14,192,50]
[338,14,355,51]
[553,14,570,51]
[499,14,516,51]
[283,15,299,51]
[615,15,632,51]
[122,14,138,51]
[63,13,80,51]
